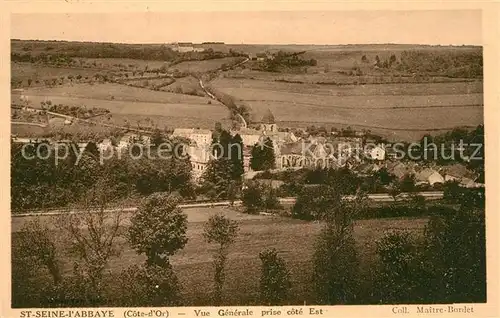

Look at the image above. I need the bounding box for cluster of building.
[170,42,205,53]
[164,109,482,188]
[13,109,483,189]
[164,110,385,182]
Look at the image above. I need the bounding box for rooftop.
[261,109,276,124]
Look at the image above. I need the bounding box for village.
[8,11,487,309]
[12,106,484,191]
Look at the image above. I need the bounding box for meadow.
[11,82,231,134]
[79,58,170,71]
[11,207,429,305]
[211,77,483,141]
[169,57,245,73]
[11,62,99,86]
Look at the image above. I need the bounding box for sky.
[11,10,482,45]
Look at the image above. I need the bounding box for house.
[172,128,212,146]
[186,143,211,181]
[234,127,264,147]
[439,163,483,188]
[98,138,113,153]
[415,168,444,186]
[232,111,297,148]
[366,145,386,161]
[387,162,415,179]
[171,42,205,53]
[171,128,213,181]
[117,132,151,151]
[256,53,267,61]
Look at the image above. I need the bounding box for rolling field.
[224,68,477,85]
[11,62,99,85]
[12,83,229,130]
[169,57,245,74]
[14,83,216,106]
[11,82,231,135]
[12,207,429,305]
[79,58,170,70]
[211,77,483,141]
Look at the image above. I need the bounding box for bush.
[242,181,282,214]
[241,182,264,213]
[116,264,181,306]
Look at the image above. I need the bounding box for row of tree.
[12,158,485,306]
[11,136,195,211]
[360,49,483,78]
[12,187,291,307]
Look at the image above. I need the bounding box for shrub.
[116,264,181,306]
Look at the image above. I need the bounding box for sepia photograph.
[7,8,490,311]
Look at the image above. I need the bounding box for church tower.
[260,109,277,133]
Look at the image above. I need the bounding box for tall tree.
[259,248,291,305]
[56,180,126,305]
[128,192,188,267]
[250,137,276,171]
[203,214,239,305]
[230,133,244,180]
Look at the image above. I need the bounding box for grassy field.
[78,58,170,71]
[211,77,483,141]
[13,83,216,105]
[11,62,99,86]
[11,207,429,305]
[11,82,231,135]
[169,57,244,74]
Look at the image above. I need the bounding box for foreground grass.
[11,207,428,305]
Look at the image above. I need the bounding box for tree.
[399,173,416,193]
[312,220,359,304]
[14,219,62,285]
[374,168,394,186]
[259,248,291,305]
[203,214,239,305]
[375,55,381,66]
[373,230,422,303]
[12,218,63,307]
[242,181,282,214]
[422,207,486,303]
[202,158,233,201]
[151,128,166,147]
[56,181,126,304]
[250,137,276,171]
[389,54,397,65]
[241,181,264,213]
[230,134,244,180]
[291,182,363,221]
[311,187,366,304]
[128,192,188,267]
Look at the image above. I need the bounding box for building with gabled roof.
[172,128,212,146]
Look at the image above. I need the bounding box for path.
[11,191,444,217]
